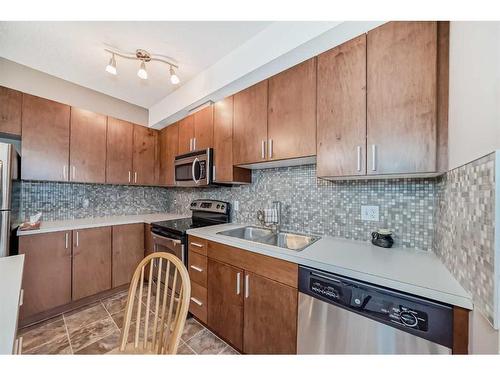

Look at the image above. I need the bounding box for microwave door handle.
[192,157,200,185]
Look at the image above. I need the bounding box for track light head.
[105,54,117,75]
[137,61,148,80]
[169,66,180,85]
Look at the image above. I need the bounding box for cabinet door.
[106,117,133,184]
[0,86,22,136]
[243,272,297,354]
[317,35,367,177]
[19,231,72,319]
[193,105,214,151]
[207,259,244,351]
[72,227,112,300]
[367,21,437,175]
[112,223,145,288]
[268,58,317,160]
[178,115,194,155]
[159,123,179,186]
[69,107,107,183]
[233,80,268,165]
[132,125,157,185]
[21,94,70,181]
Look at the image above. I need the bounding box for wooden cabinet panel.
[193,105,213,151]
[268,58,317,160]
[0,86,22,136]
[19,231,72,319]
[159,123,178,186]
[133,125,157,185]
[213,97,251,184]
[188,236,208,256]
[72,227,111,300]
[112,223,145,288]
[178,115,194,155]
[233,81,268,165]
[367,21,437,175]
[208,259,244,351]
[106,117,133,184]
[317,35,367,177]
[21,94,70,181]
[189,282,208,324]
[69,107,107,183]
[243,272,297,354]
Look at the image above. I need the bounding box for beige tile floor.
[18,290,239,355]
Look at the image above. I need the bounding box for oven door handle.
[192,157,200,185]
[152,234,182,245]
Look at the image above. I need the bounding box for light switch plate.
[361,205,379,221]
[233,201,239,211]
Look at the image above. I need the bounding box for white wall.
[0,57,148,126]
[448,21,500,170]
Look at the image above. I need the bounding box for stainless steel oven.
[151,232,185,294]
[174,149,212,187]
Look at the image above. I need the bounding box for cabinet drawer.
[188,250,207,287]
[189,282,207,323]
[188,236,208,256]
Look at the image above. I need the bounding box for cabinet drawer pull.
[128,171,131,183]
[245,274,249,298]
[190,297,203,306]
[371,144,377,171]
[193,138,197,150]
[190,242,204,248]
[62,165,67,180]
[19,289,24,307]
[268,139,273,159]
[357,146,362,172]
[65,233,69,249]
[261,140,266,159]
[190,265,203,272]
[134,171,137,183]
[17,336,22,355]
[236,272,241,295]
[72,165,76,180]
[76,231,79,247]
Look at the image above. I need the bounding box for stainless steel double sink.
[216,226,320,252]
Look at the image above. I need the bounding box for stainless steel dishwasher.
[297,266,453,354]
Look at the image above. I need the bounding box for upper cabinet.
[367,21,438,175]
[178,115,194,155]
[213,96,251,184]
[21,94,71,181]
[233,80,269,165]
[0,86,22,136]
[69,107,107,183]
[106,117,134,185]
[132,125,158,185]
[267,58,317,161]
[159,123,178,186]
[317,35,367,178]
[193,105,214,151]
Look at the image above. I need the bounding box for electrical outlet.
[361,205,379,221]
[233,201,239,211]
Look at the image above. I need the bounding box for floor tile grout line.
[20,316,69,354]
[61,314,74,355]
[183,327,207,343]
[71,318,118,354]
[183,341,198,355]
[101,301,121,332]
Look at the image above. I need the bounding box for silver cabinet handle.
[17,336,22,355]
[189,138,193,151]
[19,288,24,307]
[128,171,131,183]
[236,272,241,295]
[193,137,197,150]
[62,165,67,180]
[65,233,69,249]
[261,140,266,159]
[371,144,377,171]
[134,171,137,183]
[76,231,79,247]
[190,297,203,306]
[213,166,216,182]
[72,165,76,180]
[269,139,273,159]
[190,265,203,272]
[357,146,362,172]
[190,242,203,248]
[244,274,249,298]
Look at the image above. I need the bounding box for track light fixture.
[104,48,180,84]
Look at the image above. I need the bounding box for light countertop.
[16,213,189,236]
[0,254,24,354]
[187,223,473,310]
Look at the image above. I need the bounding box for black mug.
[371,231,394,248]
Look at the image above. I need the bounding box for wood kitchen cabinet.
[112,223,145,288]
[19,231,72,319]
[243,271,298,354]
[233,80,268,165]
[367,21,437,175]
[193,105,214,151]
[69,107,107,183]
[0,86,22,136]
[207,259,244,351]
[159,122,178,186]
[267,58,316,161]
[213,96,251,184]
[317,34,367,178]
[106,117,134,185]
[132,125,157,185]
[178,115,194,155]
[72,227,112,300]
[21,94,70,181]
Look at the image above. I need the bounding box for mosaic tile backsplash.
[165,164,437,250]
[433,152,496,325]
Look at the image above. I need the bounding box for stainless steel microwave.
[174,149,213,187]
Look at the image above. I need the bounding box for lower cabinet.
[19,231,72,319]
[112,223,145,288]
[72,227,112,300]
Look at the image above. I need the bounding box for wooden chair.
[117,252,191,354]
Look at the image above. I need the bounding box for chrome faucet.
[257,201,282,233]
[272,201,282,233]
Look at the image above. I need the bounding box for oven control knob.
[400,312,418,327]
[221,205,225,210]
[216,204,220,209]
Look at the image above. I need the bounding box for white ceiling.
[0,21,271,108]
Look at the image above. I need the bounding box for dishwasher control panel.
[299,266,453,349]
